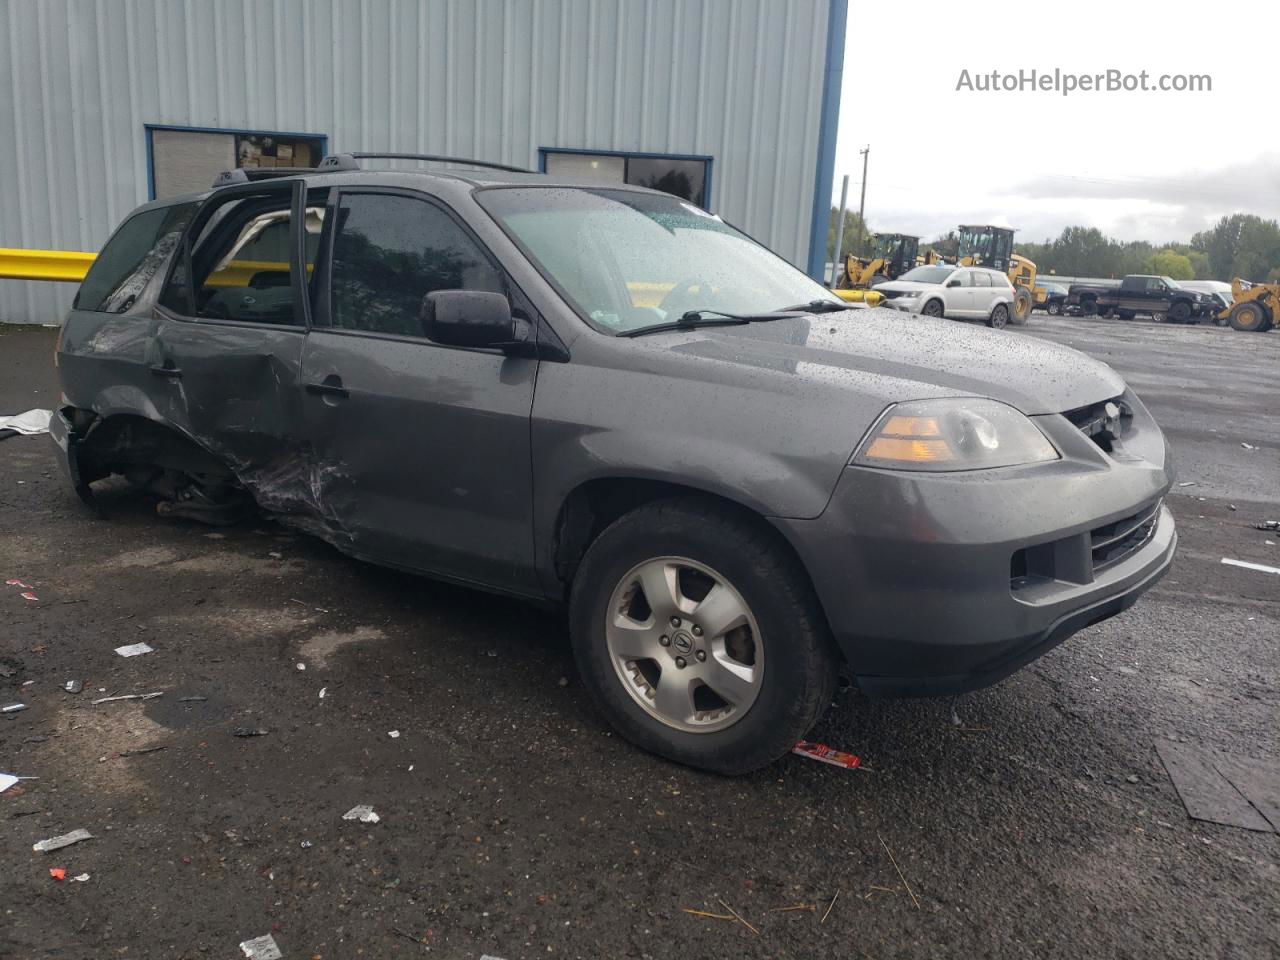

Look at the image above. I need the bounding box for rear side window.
[324,192,503,337]
[75,203,197,313]
[973,272,991,287]
[160,189,324,326]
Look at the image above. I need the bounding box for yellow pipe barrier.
[832,288,883,306]
[0,248,96,282]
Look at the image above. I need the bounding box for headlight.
[851,398,1059,471]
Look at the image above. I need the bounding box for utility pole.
[830,174,850,286]
[856,145,869,256]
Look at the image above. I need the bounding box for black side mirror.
[946,279,961,288]
[420,290,514,347]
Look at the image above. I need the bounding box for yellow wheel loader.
[837,233,921,290]
[1222,278,1277,332]
[957,225,1038,323]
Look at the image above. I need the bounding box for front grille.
[1064,396,1132,453]
[1091,500,1161,572]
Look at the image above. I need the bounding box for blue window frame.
[538,147,713,211]
[145,123,329,200]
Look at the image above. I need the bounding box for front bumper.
[774,404,1176,697]
[879,295,923,314]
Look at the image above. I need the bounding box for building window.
[541,149,710,209]
[147,126,327,199]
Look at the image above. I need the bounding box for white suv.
[875,266,1016,328]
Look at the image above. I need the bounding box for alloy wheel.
[604,556,763,733]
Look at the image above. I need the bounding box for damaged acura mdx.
[52,156,1176,773]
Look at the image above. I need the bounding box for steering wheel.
[658,277,719,316]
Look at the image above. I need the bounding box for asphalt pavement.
[1,316,1276,959]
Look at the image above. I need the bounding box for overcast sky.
[831,0,1280,245]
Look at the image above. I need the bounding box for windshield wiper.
[775,299,853,315]
[620,308,797,338]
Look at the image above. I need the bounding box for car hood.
[872,280,936,294]
[664,307,1124,416]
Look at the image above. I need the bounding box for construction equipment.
[956,225,1038,322]
[1222,278,1278,332]
[837,233,921,290]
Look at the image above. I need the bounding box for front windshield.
[1160,275,1181,289]
[478,187,839,334]
[898,265,954,284]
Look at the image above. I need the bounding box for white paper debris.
[114,642,154,657]
[239,934,283,960]
[33,828,93,852]
[1221,557,1280,576]
[318,687,326,699]
[0,409,53,437]
[388,730,400,739]
[2,703,27,713]
[0,773,19,793]
[71,873,90,882]
[295,662,305,671]
[342,804,380,823]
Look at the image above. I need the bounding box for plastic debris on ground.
[1156,739,1279,833]
[2,703,27,713]
[33,828,93,852]
[114,642,154,657]
[792,740,864,770]
[20,592,38,601]
[71,873,90,882]
[5,578,33,589]
[342,804,380,823]
[1256,520,1280,531]
[0,773,20,793]
[49,867,66,881]
[238,934,284,960]
[64,680,83,694]
[388,730,400,738]
[92,692,163,704]
[1221,557,1280,576]
[0,409,53,438]
[233,727,269,738]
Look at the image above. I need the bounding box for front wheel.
[1169,301,1192,323]
[922,298,945,318]
[569,499,838,774]
[986,303,1010,329]
[1047,301,1062,316]
[1011,286,1033,325]
[1228,301,1271,332]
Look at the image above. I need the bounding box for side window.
[325,192,503,337]
[954,270,974,287]
[75,203,197,313]
[973,271,991,287]
[160,189,322,325]
[1146,278,1163,293]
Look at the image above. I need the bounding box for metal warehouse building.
[0,0,846,325]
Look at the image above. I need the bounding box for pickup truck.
[1068,275,1215,323]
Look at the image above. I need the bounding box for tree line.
[830,209,1280,283]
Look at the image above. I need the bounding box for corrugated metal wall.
[1,0,834,325]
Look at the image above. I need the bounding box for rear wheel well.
[552,478,815,600]
[76,414,231,481]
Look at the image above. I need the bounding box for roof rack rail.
[316,152,535,174]
[211,167,323,188]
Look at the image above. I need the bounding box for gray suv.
[51,155,1177,773]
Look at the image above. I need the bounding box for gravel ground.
[1,316,1277,959]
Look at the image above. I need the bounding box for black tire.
[1047,301,1062,316]
[1169,301,1191,323]
[1099,306,1114,319]
[986,303,1010,329]
[1010,286,1032,325]
[922,298,945,318]
[1228,301,1270,332]
[1080,298,1097,317]
[1118,309,1135,320]
[569,498,838,775]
